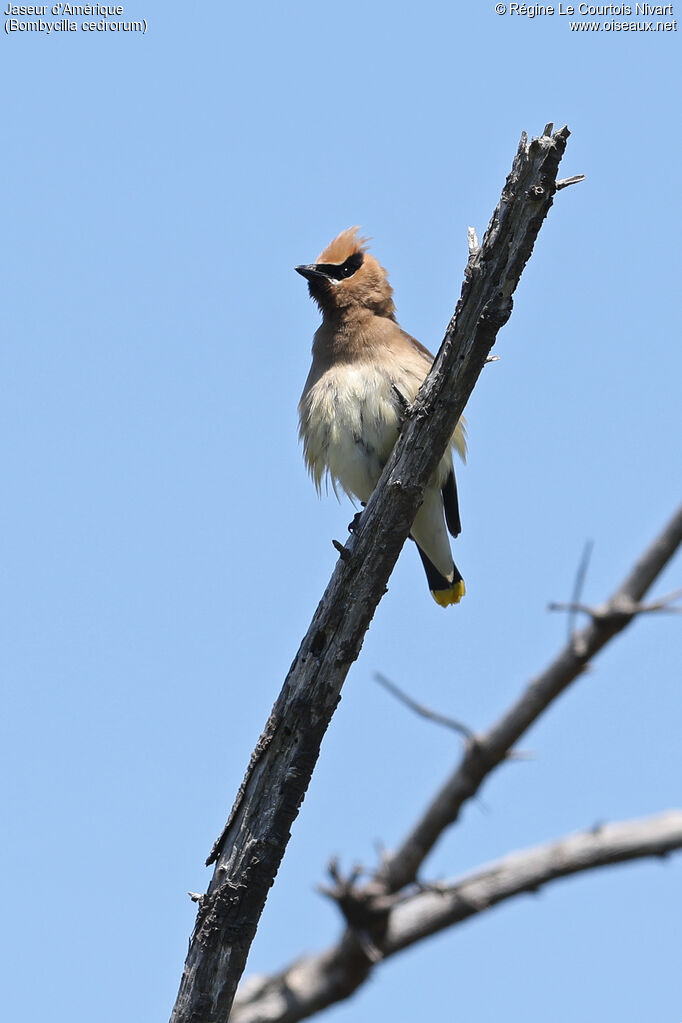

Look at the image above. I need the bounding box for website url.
[570,17,677,26]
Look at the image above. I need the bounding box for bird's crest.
[317,226,369,264]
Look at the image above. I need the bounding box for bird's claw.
[348,511,363,533]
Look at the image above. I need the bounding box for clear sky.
[2,3,680,1021]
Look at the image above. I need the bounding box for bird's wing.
[397,328,467,463]
[442,469,461,538]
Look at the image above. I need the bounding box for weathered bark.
[231,812,682,1023]
[228,505,682,1023]
[169,124,575,1023]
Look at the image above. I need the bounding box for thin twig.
[374,673,475,740]
[467,226,480,256]
[331,539,351,561]
[567,539,594,645]
[548,601,595,616]
[556,174,586,190]
[635,587,682,612]
[549,587,682,619]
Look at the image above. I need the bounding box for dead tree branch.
[374,672,475,739]
[371,503,682,894]
[229,504,682,1022]
[169,125,575,1023]
[566,539,594,642]
[231,812,682,1023]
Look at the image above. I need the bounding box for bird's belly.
[302,364,401,503]
[325,411,397,504]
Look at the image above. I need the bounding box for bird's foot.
[348,511,363,534]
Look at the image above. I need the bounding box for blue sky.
[1,3,680,1021]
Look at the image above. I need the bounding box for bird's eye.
[340,252,364,278]
[316,252,364,282]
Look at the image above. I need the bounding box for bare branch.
[374,672,474,740]
[548,600,597,616]
[385,811,682,951]
[330,538,351,561]
[549,592,682,618]
[373,504,682,894]
[231,508,682,1022]
[629,588,682,613]
[556,173,586,190]
[231,812,682,1023]
[566,539,594,643]
[169,125,574,1023]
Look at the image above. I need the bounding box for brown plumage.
[296,227,466,606]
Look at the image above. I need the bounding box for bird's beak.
[295,264,329,282]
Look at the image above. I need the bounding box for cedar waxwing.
[297,228,466,607]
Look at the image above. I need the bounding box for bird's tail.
[415,544,466,607]
[410,485,465,607]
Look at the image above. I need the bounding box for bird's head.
[295,227,395,319]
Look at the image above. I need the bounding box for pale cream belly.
[324,417,398,503]
[300,364,401,502]
[299,360,461,505]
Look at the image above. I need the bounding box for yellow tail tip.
[432,579,466,607]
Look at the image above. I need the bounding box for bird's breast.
[299,362,403,503]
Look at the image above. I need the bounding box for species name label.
[4,2,148,32]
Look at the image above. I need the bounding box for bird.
[296,227,466,607]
